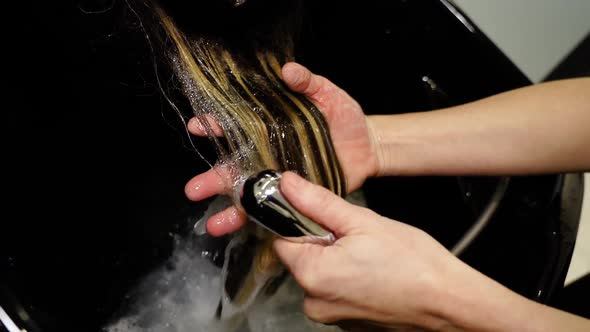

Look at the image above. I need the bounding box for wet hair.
[144,0,345,320]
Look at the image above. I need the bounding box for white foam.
[104,235,342,332]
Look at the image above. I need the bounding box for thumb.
[280,172,364,237]
[281,62,319,96]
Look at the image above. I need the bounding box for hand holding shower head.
[241,170,336,244]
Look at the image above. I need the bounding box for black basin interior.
[1,1,581,331]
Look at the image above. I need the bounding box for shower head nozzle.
[241,170,335,244]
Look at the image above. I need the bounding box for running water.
[103,223,341,332]
[104,190,366,332]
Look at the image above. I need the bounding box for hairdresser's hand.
[272,172,457,331]
[280,62,379,190]
[274,173,590,332]
[185,62,379,236]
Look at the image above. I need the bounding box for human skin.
[184,63,590,331]
[369,76,590,177]
[185,62,379,236]
[274,171,590,332]
[185,64,590,235]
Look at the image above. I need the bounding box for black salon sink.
[1,1,583,331]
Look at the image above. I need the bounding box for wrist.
[407,254,467,332]
[366,115,393,177]
[427,256,544,332]
[366,113,419,177]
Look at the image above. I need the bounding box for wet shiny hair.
[145,0,345,320]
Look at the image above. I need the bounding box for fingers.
[206,206,247,236]
[281,62,339,113]
[279,172,366,237]
[185,116,241,236]
[281,62,323,97]
[282,62,333,106]
[273,238,324,290]
[184,167,229,201]
[304,297,342,324]
[187,116,224,137]
[185,167,247,236]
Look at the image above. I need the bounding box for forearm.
[369,78,590,176]
[428,258,590,332]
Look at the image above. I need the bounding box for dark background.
[2,0,585,331]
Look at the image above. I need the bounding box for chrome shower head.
[241,170,335,244]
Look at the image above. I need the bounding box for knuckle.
[297,267,320,292]
[303,298,330,323]
[297,260,331,295]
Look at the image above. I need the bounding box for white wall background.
[453,0,590,83]
[452,0,590,285]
